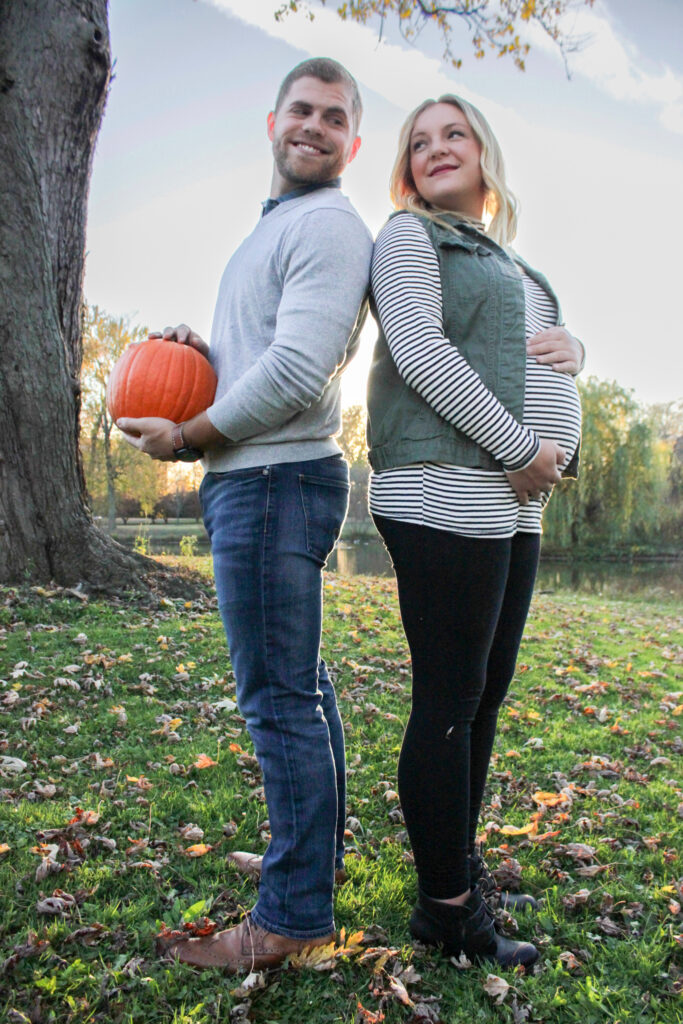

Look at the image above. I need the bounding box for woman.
[367,95,583,968]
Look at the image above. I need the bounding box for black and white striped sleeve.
[371,215,539,471]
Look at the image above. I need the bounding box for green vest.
[367,212,564,473]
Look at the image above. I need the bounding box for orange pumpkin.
[106,339,217,423]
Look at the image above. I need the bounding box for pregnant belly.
[523,360,582,469]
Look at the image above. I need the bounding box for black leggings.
[373,515,540,899]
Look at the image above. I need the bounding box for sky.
[84,0,683,408]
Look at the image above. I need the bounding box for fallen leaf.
[227,850,263,877]
[33,781,57,798]
[36,891,76,916]
[483,973,510,1004]
[231,970,267,998]
[179,823,205,842]
[576,864,610,878]
[1,931,50,973]
[532,790,569,808]
[69,808,100,826]
[90,752,115,770]
[450,952,473,969]
[183,843,213,857]
[193,753,218,769]
[126,775,153,790]
[562,888,591,910]
[289,939,338,970]
[64,923,109,945]
[356,1003,385,1023]
[501,821,538,836]
[558,950,583,970]
[388,975,414,1007]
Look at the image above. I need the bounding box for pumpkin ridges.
[106,339,217,423]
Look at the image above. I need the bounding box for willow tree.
[0,1,147,588]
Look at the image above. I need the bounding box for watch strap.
[171,423,186,453]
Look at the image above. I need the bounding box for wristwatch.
[171,423,204,462]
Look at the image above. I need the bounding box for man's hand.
[149,323,210,361]
[117,417,176,460]
[117,411,227,459]
[506,437,565,505]
[526,327,585,374]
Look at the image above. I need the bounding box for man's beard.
[272,138,337,187]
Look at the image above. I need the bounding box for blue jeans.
[200,455,349,939]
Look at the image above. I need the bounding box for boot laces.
[472,855,499,897]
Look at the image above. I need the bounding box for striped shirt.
[368,215,582,538]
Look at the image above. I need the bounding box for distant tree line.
[338,388,683,557]
[82,308,682,556]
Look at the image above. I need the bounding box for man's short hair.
[274,58,362,133]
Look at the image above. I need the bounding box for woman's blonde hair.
[389,94,518,245]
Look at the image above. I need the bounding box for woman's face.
[408,102,485,218]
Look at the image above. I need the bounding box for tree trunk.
[102,414,117,534]
[0,0,148,589]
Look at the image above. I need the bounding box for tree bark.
[0,0,149,588]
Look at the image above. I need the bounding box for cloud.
[204,0,474,112]
[209,0,683,138]
[527,1,683,136]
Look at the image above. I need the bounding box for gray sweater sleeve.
[206,208,372,442]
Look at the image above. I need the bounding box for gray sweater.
[204,187,373,472]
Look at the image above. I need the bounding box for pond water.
[329,537,683,600]
[115,529,682,600]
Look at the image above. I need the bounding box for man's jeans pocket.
[298,470,349,565]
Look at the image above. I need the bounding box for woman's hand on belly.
[527,327,585,374]
[506,437,565,505]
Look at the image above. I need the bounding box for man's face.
[267,76,361,197]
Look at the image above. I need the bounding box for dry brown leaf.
[126,775,153,790]
[64,923,109,945]
[388,975,414,1007]
[193,753,218,769]
[33,781,57,798]
[289,939,338,970]
[558,950,583,970]
[576,864,610,878]
[562,888,591,910]
[483,973,510,1004]
[563,842,596,862]
[227,850,263,877]
[450,951,473,969]
[179,823,205,842]
[356,1002,385,1024]
[532,790,569,808]
[183,843,213,858]
[501,821,537,836]
[36,891,76,916]
[231,970,267,998]
[1,931,50,973]
[90,752,115,770]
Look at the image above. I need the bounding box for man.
[119,58,372,972]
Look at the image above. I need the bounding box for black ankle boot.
[469,853,538,912]
[409,887,539,968]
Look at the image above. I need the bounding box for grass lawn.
[0,558,681,1024]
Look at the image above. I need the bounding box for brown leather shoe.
[229,851,348,886]
[159,914,334,972]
